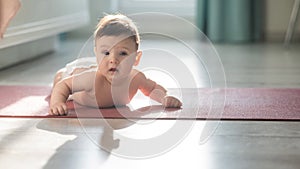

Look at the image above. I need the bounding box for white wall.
[10,0,88,26]
[69,0,196,39]
[0,0,89,69]
[265,0,300,42]
[70,0,300,42]
[68,0,112,38]
[1,0,89,48]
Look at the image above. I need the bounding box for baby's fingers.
[57,105,68,115]
[169,99,182,108]
[163,96,182,108]
[49,105,68,116]
[173,99,182,108]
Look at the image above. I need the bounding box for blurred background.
[0,0,299,87]
[74,0,299,42]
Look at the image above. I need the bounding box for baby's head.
[94,14,140,49]
[93,14,142,83]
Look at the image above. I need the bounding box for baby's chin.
[108,74,130,84]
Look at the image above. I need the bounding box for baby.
[49,14,182,115]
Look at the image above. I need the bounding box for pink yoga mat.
[0,85,300,120]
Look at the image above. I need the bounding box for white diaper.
[61,57,97,78]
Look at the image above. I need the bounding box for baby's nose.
[109,56,119,64]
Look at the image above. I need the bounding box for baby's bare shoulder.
[131,69,146,80]
[131,69,153,88]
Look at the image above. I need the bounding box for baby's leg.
[0,0,21,39]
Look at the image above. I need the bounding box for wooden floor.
[0,37,300,169]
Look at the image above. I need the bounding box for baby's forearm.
[149,84,182,108]
[50,82,71,105]
[149,84,167,104]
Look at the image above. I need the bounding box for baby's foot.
[0,0,21,39]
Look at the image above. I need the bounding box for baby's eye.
[102,51,110,56]
[119,51,128,56]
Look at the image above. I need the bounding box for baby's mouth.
[109,67,118,73]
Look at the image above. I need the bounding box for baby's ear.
[134,51,142,66]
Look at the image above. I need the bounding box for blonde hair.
[94,14,140,49]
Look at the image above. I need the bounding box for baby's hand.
[162,96,182,108]
[49,102,68,116]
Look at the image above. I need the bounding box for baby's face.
[94,35,140,83]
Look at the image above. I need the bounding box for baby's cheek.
[124,55,136,65]
[96,57,104,65]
